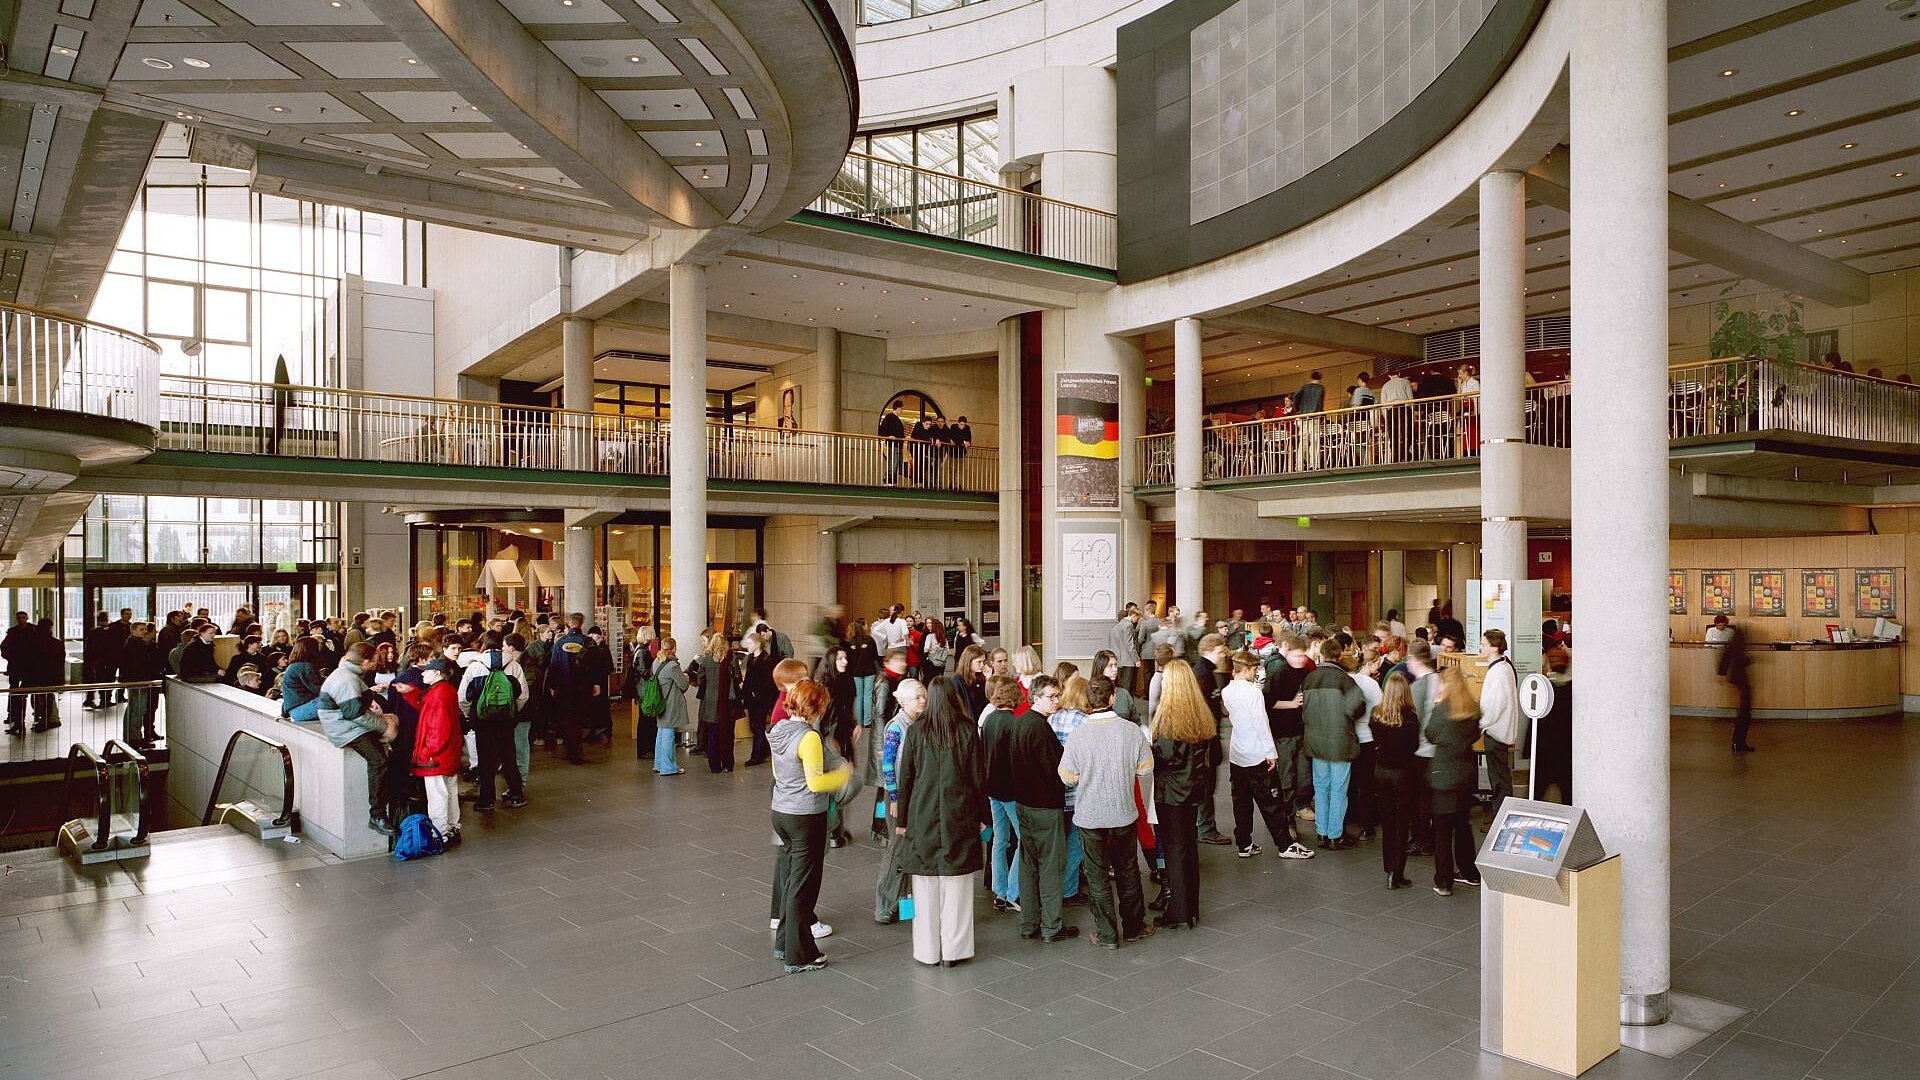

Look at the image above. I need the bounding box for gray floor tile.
[965,1037,1143,1080]
[1686,1033,1825,1080]
[1135,1049,1257,1080]
[1296,1001,1476,1079]
[1298,976,1415,1021]
[1742,982,1876,1051]
[1198,1003,1354,1068]
[987,991,1125,1048]
[1810,1031,1920,1080]
[1075,988,1266,1069]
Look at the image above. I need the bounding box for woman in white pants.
[893,677,988,967]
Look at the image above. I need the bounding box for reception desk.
[1671,640,1902,719]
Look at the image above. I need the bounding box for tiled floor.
[2,715,1917,1080]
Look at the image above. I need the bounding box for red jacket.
[412,679,462,776]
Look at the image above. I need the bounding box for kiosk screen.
[1492,813,1568,862]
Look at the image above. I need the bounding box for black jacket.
[1006,712,1065,809]
[1262,657,1313,738]
[1152,736,1212,806]
[1368,713,1421,773]
[84,624,120,679]
[742,652,779,713]
[1425,702,1481,792]
[119,637,166,682]
[1190,656,1224,720]
[894,721,987,877]
[178,637,221,682]
[980,707,1020,802]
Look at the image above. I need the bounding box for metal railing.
[1667,357,1920,444]
[154,374,998,495]
[2,680,166,766]
[1139,383,1569,486]
[0,302,160,426]
[808,151,1117,270]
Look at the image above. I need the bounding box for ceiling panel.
[541,39,678,79]
[496,0,626,24]
[112,42,298,81]
[638,129,723,157]
[1670,54,1920,161]
[1668,0,1817,48]
[287,41,440,80]
[1669,3,1918,113]
[595,89,713,121]
[427,132,536,159]
[155,91,370,124]
[219,0,383,26]
[1672,110,1920,198]
[361,91,491,124]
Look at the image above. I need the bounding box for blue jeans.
[990,798,1020,902]
[1063,810,1083,898]
[654,727,682,773]
[1312,758,1352,840]
[514,721,531,778]
[286,697,322,722]
[853,674,874,730]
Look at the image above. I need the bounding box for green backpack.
[474,663,518,723]
[638,673,668,719]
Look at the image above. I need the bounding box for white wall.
[358,280,436,398]
[427,226,563,395]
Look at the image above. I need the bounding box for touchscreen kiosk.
[1476,799,1606,905]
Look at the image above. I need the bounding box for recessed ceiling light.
[692,141,703,148]
[329,0,348,7]
[1719,69,1737,77]
[560,0,576,6]
[834,307,844,312]
[835,280,845,286]
[269,105,288,113]
[403,56,419,65]
[1785,109,1802,117]
[626,55,644,63]
[1895,171,1910,178]
[1841,142,1857,149]
[529,527,542,534]
[182,57,211,68]
[790,272,800,278]
[142,57,174,69]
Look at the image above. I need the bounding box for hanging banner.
[1057,372,1120,508]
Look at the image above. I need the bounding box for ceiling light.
[835,281,845,286]
[791,272,800,278]
[1895,171,1910,178]
[1718,69,1737,77]
[1785,109,1802,117]
[626,55,644,63]
[403,56,419,65]
[529,527,543,534]
[833,307,843,312]
[182,57,211,68]
[1841,142,1857,149]
[269,105,288,113]
[741,263,749,269]
[692,141,704,148]
[329,0,348,7]
[142,57,174,69]
[560,0,576,6]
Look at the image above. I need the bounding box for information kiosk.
[1478,799,1618,1076]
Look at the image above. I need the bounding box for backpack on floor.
[393,813,444,861]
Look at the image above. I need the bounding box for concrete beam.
[1670,472,1868,535]
[1209,305,1424,359]
[363,0,719,230]
[1689,472,1874,507]
[1154,491,1480,543]
[749,222,1097,306]
[887,328,999,364]
[1527,147,1871,308]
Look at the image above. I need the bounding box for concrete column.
[1173,317,1205,617]
[1571,0,1672,1026]
[815,327,840,431]
[996,317,1025,647]
[563,515,596,618]
[562,316,593,469]
[669,263,709,655]
[1448,543,1478,618]
[1478,170,1529,588]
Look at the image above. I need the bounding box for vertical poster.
[1700,570,1735,615]
[1801,570,1839,618]
[1748,570,1786,616]
[1855,568,1897,619]
[1057,372,1120,508]
[1057,524,1121,655]
[1668,571,1687,615]
[978,569,1001,639]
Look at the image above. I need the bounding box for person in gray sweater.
[1058,676,1155,948]
[316,644,395,835]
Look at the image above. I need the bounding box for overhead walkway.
[69,374,999,518]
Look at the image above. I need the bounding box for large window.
[855,114,998,183]
[77,497,338,569]
[857,0,990,27]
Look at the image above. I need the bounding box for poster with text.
[1748,570,1786,616]
[1057,524,1121,655]
[1668,571,1687,615]
[1855,568,1897,619]
[1700,570,1735,616]
[1801,570,1839,618]
[1057,372,1120,508]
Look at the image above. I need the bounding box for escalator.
[52,728,297,864]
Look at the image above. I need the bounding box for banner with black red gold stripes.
[1056,371,1120,508]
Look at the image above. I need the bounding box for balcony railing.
[807,151,1117,270]
[0,302,159,427]
[154,375,996,495]
[1140,358,1920,488]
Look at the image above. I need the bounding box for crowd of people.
[875,404,974,488]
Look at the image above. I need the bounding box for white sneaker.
[770,917,780,930]
[1279,843,1316,860]
[811,921,834,939]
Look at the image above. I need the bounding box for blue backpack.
[393,813,444,861]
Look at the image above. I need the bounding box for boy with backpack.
[460,631,529,812]
[413,659,464,847]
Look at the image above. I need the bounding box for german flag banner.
[1057,372,1119,508]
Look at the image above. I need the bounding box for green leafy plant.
[1709,293,1804,362]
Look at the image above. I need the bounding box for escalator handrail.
[99,740,152,846]
[202,729,296,830]
[61,742,113,852]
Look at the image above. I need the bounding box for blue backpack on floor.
[393,813,445,861]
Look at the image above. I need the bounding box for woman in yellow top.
[768,678,851,973]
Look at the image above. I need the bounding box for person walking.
[895,677,989,967]
[1149,660,1215,929]
[1426,666,1483,896]
[847,618,878,735]
[1714,617,1756,752]
[768,679,851,973]
[1371,672,1421,889]
[1058,676,1156,948]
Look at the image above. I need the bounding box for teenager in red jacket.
[412,659,464,846]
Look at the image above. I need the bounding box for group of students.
[757,604,1529,976]
[874,405,975,488]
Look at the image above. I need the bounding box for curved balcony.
[0,303,160,473]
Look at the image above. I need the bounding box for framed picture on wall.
[1856,568,1897,619]
[1748,570,1786,616]
[1701,570,1735,616]
[1668,571,1687,615]
[1802,570,1840,618]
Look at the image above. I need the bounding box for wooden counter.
[1670,641,1902,719]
